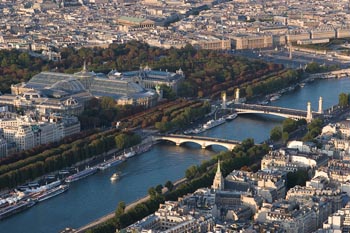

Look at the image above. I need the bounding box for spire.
[212,159,224,191]
[217,159,221,173]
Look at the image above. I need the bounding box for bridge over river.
[152,134,243,150]
[229,95,337,122]
[232,102,324,122]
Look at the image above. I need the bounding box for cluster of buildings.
[1,0,350,53]
[0,64,184,116]
[126,117,350,233]
[0,63,184,156]
[0,64,184,155]
[0,110,80,157]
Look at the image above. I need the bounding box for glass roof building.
[5,65,158,116]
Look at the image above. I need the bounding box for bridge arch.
[153,136,238,150]
[235,111,305,120]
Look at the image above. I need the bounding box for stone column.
[318,96,323,114]
[221,91,226,109]
[235,88,240,103]
[306,101,313,123]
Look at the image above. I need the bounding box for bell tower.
[212,160,224,191]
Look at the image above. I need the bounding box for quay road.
[235,48,350,69]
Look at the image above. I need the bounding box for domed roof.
[49,78,85,92]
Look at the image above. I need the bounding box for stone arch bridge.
[152,134,242,150]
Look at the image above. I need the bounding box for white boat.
[65,167,99,183]
[35,185,69,202]
[183,129,194,135]
[192,128,205,134]
[203,118,225,130]
[225,113,238,121]
[270,94,281,101]
[123,150,136,158]
[97,156,124,171]
[110,172,121,181]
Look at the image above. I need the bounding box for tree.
[155,184,163,194]
[282,132,289,143]
[148,187,157,198]
[114,134,126,150]
[245,85,253,97]
[270,126,282,142]
[159,84,176,100]
[286,169,309,189]
[185,165,198,179]
[100,96,115,109]
[282,118,297,133]
[339,93,349,107]
[165,180,174,191]
[305,62,321,73]
[241,138,255,151]
[115,201,126,218]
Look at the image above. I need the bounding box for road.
[235,48,350,69]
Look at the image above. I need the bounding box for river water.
[0,78,349,233]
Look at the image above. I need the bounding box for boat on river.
[110,172,121,182]
[65,167,98,183]
[192,127,205,134]
[225,113,238,121]
[123,150,136,159]
[20,180,61,193]
[135,143,152,154]
[98,156,124,171]
[203,117,225,130]
[0,199,35,220]
[183,129,194,134]
[270,94,281,101]
[34,185,69,202]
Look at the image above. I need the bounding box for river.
[0,78,349,233]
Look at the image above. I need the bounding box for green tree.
[114,134,126,150]
[245,85,253,97]
[270,126,282,142]
[282,118,297,133]
[165,180,174,191]
[305,62,321,73]
[115,201,126,218]
[159,84,176,100]
[339,93,349,107]
[286,170,309,189]
[155,184,163,194]
[185,165,198,179]
[282,131,289,143]
[148,187,157,198]
[100,96,115,109]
